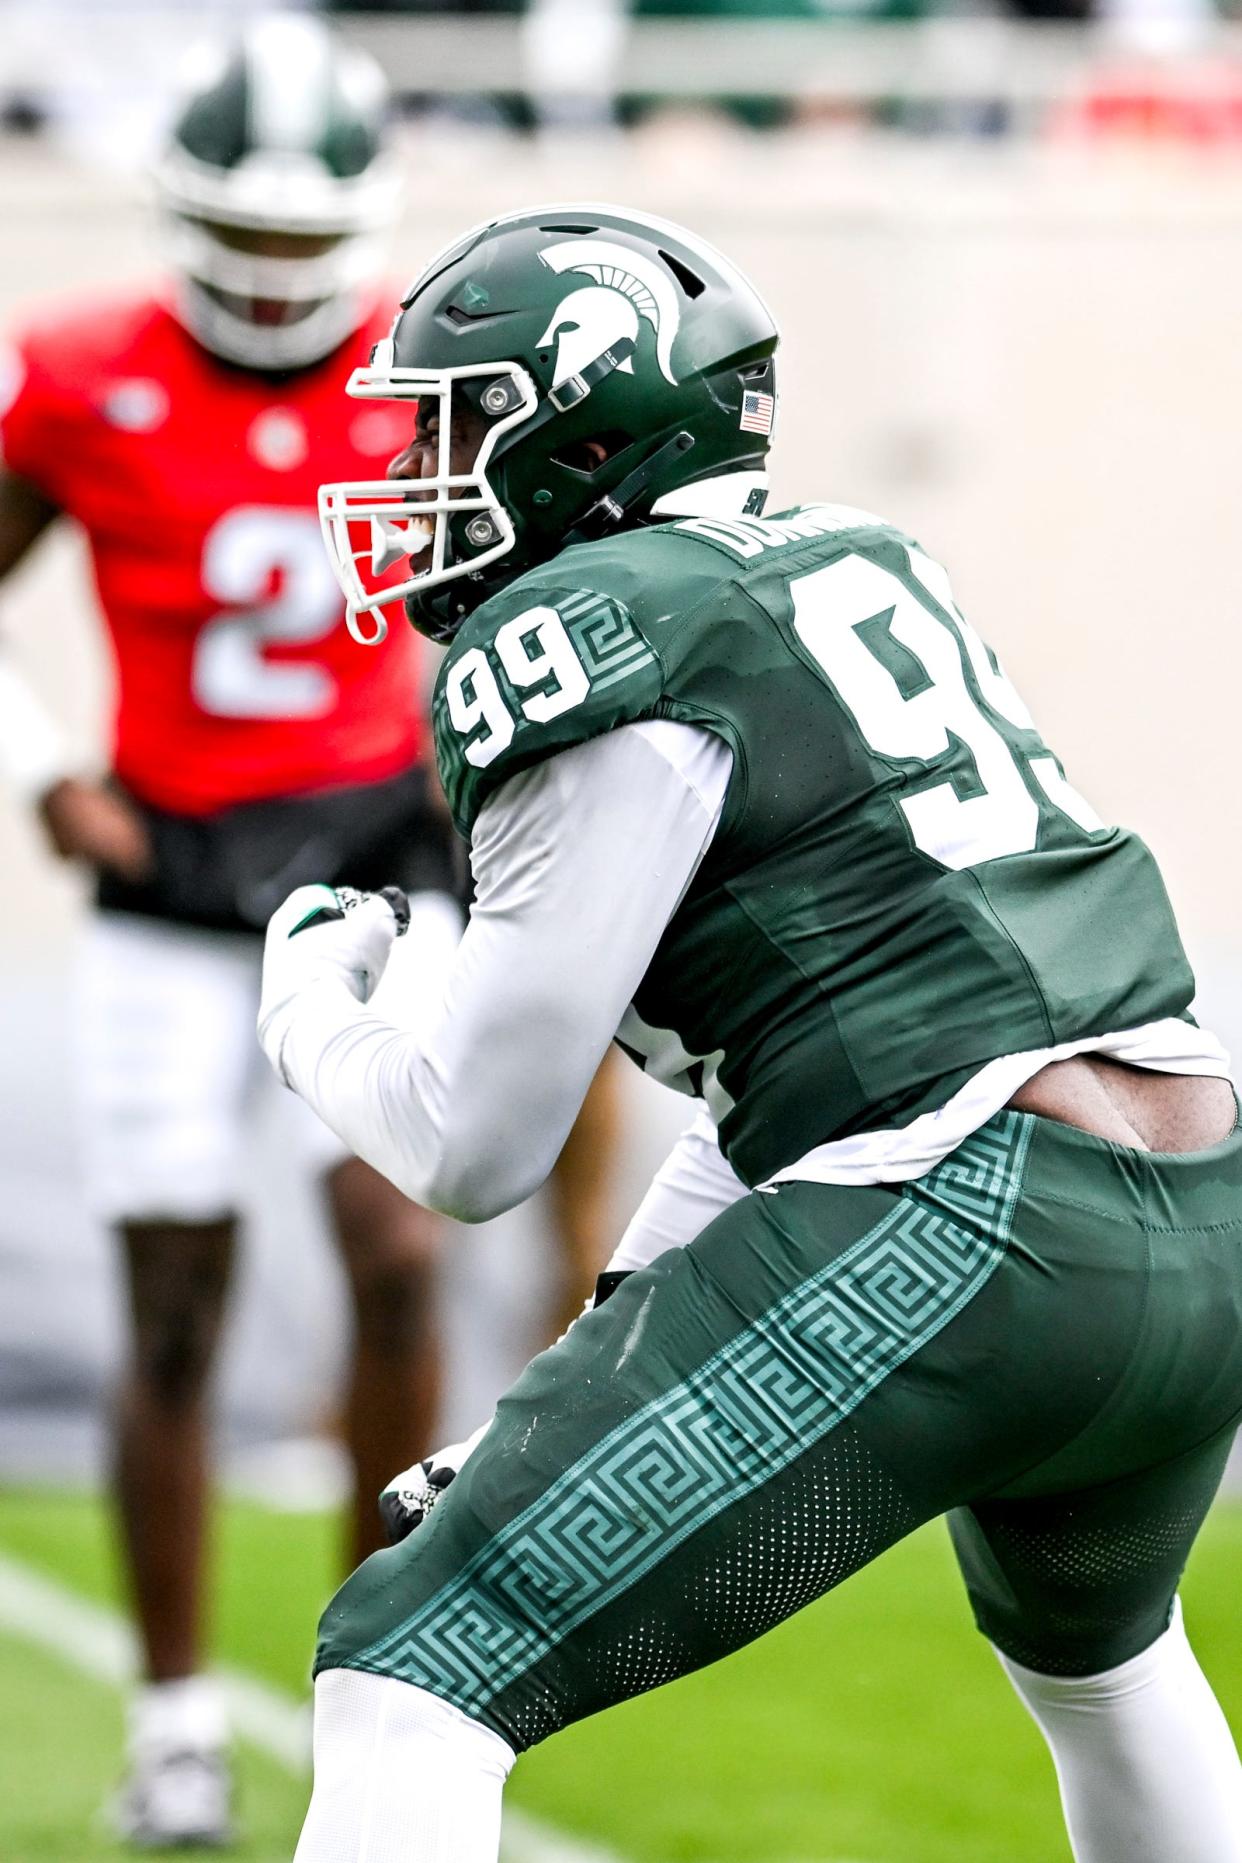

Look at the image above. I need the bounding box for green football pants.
[316,1107,1242,1751]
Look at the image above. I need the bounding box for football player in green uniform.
[259,206,1242,1862]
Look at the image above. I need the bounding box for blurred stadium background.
[3,1,1242,1858]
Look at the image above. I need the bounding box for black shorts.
[97,763,464,935]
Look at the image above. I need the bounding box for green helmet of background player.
[155,14,401,372]
[319,204,781,642]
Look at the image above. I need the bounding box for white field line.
[0,1549,622,1863]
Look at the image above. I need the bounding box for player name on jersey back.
[673,503,893,559]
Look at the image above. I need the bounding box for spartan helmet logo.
[537,239,682,393]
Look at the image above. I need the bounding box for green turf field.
[1,1488,1240,1862]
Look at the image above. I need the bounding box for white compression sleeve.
[607,1106,748,1273]
[273,720,732,1222]
[998,1600,1242,1863]
[294,1671,514,1863]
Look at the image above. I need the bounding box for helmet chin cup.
[318,360,539,645]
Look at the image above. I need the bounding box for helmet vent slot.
[659,251,706,300]
[446,303,502,326]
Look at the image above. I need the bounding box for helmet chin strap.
[562,431,697,547]
[494,338,637,452]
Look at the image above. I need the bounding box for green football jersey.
[431,504,1194,1187]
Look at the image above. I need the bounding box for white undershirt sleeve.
[273,720,733,1222]
[606,1105,749,1274]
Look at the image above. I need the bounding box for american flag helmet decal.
[739,389,775,436]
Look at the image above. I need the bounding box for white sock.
[130,1675,229,1758]
[294,1670,515,1863]
[998,1598,1242,1863]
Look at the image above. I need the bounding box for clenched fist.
[258,883,410,1084]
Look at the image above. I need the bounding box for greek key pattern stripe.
[350,1111,1032,1711]
[563,593,657,686]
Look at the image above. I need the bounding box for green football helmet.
[319,204,780,642]
[156,14,400,373]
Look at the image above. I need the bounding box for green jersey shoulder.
[431,503,914,837]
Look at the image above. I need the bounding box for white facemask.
[318,351,540,645]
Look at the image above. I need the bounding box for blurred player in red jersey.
[0,15,496,1849]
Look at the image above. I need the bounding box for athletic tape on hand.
[288,884,412,940]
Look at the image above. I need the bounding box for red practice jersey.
[0,290,422,815]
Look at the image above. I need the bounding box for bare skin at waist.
[1007,1052,1235,1154]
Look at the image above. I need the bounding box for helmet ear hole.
[548,431,633,477]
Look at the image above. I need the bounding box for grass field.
[2,1489,1241,1863]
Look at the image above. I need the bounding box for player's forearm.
[271,987,447,1210]
[273,978,599,1222]
[263,722,732,1223]
[270,863,664,1220]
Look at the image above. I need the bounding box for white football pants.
[76,895,462,1223]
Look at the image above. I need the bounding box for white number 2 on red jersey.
[791,549,1102,870]
[193,509,342,720]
